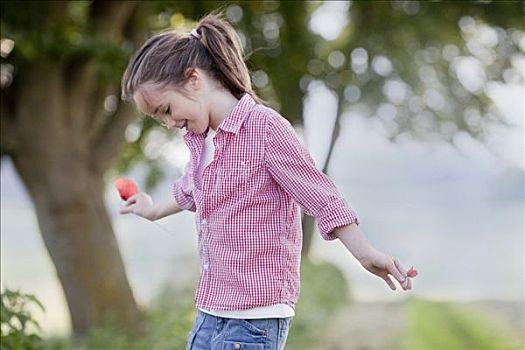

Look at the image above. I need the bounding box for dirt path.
[312,301,409,350]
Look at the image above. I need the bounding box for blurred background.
[1,1,523,349]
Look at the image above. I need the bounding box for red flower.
[407,266,418,278]
[114,177,139,200]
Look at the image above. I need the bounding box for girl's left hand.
[359,250,412,291]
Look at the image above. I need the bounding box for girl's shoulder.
[248,103,291,130]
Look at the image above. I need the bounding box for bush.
[286,259,352,349]
[54,283,197,350]
[1,288,45,350]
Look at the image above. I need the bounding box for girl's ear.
[185,68,201,91]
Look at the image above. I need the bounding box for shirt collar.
[183,93,256,141]
[217,93,257,134]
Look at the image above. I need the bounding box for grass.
[399,298,523,350]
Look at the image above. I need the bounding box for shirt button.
[201,219,207,225]
[234,344,241,350]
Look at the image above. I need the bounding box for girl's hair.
[121,11,260,105]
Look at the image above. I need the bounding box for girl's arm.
[119,192,183,221]
[151,197,183,220]
[334,224,412,291]
[263,113,413,291]
[265,113,359,240]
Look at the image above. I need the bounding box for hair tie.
[190,29,201,40]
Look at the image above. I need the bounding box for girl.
[119,12,414,350]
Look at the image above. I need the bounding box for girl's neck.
[207,88,240,130]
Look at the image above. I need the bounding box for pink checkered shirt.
[172,93,360,311]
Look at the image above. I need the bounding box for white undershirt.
[199,303,295,319]
[195,128,216,189]
[196,128,295,319]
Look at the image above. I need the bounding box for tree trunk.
[6,61,143,339]
[13,155,144,339]
[301,215,316,259]
[301,90,344,259]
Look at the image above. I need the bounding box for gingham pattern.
[172,94,360,311]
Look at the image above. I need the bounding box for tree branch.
[322,89,344,174]
[0,87,18,156]
[69,61,101,132]
[90,0,139,41]
[69,1,140,147]
[91,101,136,174]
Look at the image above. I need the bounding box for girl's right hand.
[119,192,157,221]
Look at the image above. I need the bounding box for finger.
[122,193,140,206]
[401,273,410,290]
[403,273,413,290]
[119,206,132,214]
[382,274,396,291]
[389,257,407,285]
[125,197,138,206]
[119,202,135,214]
[393,258,408,278]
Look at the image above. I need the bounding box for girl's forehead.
[134,87,161,116]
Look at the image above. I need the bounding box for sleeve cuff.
[317,198,360,241]
[172,181,196,212]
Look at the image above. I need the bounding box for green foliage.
[0,1,134,85]
[345,1,524,143]
[114,0,525,188]
[5,0,522,185]
[138,284,197,350]
[401,298,523,350]
[286,259,351,349]
[2,0,524,187]
[81,286,194,350]
[44,283,196,350]
[1,288,45,350]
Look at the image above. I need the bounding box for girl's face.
[133,78,209,134]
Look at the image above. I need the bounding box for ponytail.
[121,11,261,104]
[194,12,260,103]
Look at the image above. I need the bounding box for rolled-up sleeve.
[264,112,359,240]
[172,162,196,212]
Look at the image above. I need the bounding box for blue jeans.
[186,310,293,350]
